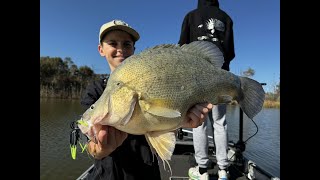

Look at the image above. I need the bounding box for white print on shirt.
[197,18,225,42]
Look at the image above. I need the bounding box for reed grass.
[263,100,280,108]
[230,100,280,109]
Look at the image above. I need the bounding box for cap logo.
[113,20,129,26]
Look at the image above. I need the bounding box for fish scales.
[77,41,265,169]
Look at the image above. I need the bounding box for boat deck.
[159,134,250,180]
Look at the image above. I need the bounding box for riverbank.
[263,100,280,108]
[233,100,279,109]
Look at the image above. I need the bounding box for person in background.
[79,19,214,180]
[178,0,235,180]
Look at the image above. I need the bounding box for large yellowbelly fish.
[77,41,265,168]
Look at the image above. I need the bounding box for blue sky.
[40,0,279,93]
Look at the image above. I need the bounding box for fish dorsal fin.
[153,44,180,49]
[145,131,176,175]
[180,41,224,68]
[139,100,181,118]
[138,44,180,56]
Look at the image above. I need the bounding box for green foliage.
[265,81,280,102]
[40,56,107,99]
[241,67,255,77]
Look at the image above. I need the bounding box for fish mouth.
[77,119,95,140]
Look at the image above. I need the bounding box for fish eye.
[116,82,121,86]
[90,105,94,109]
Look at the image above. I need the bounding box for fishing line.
[225,117,260,178]
[243,117,259,143]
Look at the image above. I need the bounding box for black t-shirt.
[81,78,161,180]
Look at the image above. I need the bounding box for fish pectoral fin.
[145,131,176,174]
[139,99,181,118]
[148,106,181,118]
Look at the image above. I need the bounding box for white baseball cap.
[99,19,140,43]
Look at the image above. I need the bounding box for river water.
[40,98,280,179]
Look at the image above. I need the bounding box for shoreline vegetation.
[40,56,280,109]
[263,100,280,108]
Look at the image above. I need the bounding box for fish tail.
[238,77,265,119]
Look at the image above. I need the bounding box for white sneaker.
[188,166,209,180]
[218,169,229,180]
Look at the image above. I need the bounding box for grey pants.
[193,104,229,170]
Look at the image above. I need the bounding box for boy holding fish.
[80,19,213,180]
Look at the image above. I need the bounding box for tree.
[79,66,94,78]
[40,56,67,85]
[40,56,98,98]
[241,67,255,78]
